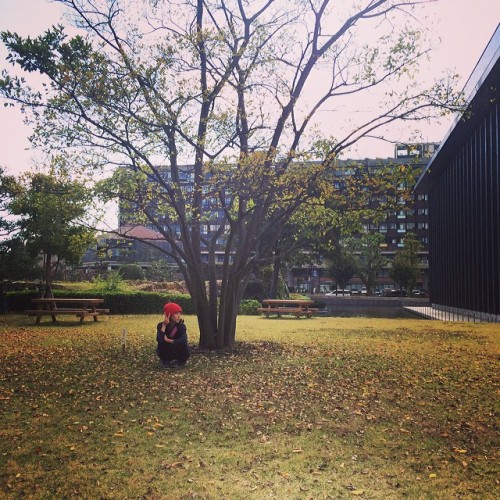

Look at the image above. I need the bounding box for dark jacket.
[156,320,188,347]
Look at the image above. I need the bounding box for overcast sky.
[0,0,499,176]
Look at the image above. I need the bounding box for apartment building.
[291,146,436,294]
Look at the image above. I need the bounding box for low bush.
[118,264,146,280]
[239,299,260,315]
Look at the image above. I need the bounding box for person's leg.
[157,346,168,368]
[157,344,175,367]
[173,344,190,366]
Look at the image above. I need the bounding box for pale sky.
[0,0,499,176]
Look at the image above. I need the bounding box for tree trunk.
[44,252,54,298]
[0,286,7,315]
[269,249,282,299]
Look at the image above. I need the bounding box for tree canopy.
[0,0,461,348]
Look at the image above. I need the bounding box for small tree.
[0,167,19,238]
[389,233,423,294]
[0,237,39,313]
[0,168,39,312]
[327,246,357,290]
[350,233,388,295]
[7,167,96,297]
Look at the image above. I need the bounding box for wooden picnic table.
[24,298,109,324]
[257,299,318,318]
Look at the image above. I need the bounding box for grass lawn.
[0,314,498,499]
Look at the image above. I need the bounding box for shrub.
[92,271,126,292]
[119,264,145,280]
[239,299,261,315]
[145,260,174,282]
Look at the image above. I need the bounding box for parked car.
[383,289,407,297]
[326,289,351,296]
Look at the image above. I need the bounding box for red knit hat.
[163,302,182,316]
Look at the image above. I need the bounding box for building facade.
[292,149,435,294]
[105,151,434,294]
[416,25,499,320]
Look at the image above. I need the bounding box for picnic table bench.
[257,299,318,318]
[24,298,109,324]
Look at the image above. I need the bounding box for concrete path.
[404,306,498,323]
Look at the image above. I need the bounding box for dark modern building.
[416,24,499,321]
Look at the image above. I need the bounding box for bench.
[258,299,318,318]
[24,298,109,324]
[257,307,304,318]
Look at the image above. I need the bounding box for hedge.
[6,290,193,315]
[6,291,261,315]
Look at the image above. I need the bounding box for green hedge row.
[6,290,193,315]
[6,291,261,315]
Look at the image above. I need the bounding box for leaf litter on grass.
[0,314,499,498]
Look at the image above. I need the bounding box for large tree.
[1,0,460,348]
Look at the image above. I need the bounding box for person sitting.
[156,302,190,368]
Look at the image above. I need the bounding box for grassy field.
[0,314,498,499]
